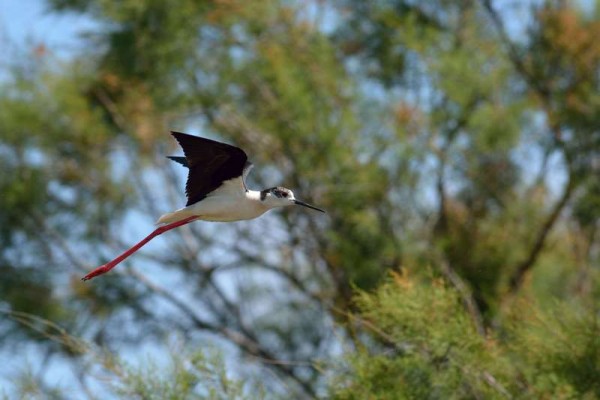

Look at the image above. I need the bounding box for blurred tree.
[330,273,600,398]
[0,0,598,398]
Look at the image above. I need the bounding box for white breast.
[156,178,267,225]
[187,189,267,222]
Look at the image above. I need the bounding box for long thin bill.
[294,200,326,213]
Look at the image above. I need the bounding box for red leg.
[82,215,199,281]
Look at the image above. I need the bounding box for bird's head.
[260,187,325,213]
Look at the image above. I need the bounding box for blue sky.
[0,0,98,63]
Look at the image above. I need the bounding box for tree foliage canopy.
[0,0,598,398]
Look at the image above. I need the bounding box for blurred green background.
[0,0,599,398]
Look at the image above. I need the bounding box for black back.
[170,131,248,206]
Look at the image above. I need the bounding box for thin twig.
[127,269,318,398]
[507,175,574,293]
[440,260,486,337]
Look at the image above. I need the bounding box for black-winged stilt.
[82,131,325,281]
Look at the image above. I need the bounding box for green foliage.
[332,274,512,399]
[113,350,252,400]
[509,299,600,398]
[331,273,600,399]
[1,0,599,398]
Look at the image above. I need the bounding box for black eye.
[282,192,288,198]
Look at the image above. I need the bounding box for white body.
[156,178,269,224]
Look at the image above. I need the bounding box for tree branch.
[481,0,578,295]
[440,260,486,337]
[508,175,574,293]
[127,269,318,398]
[480,0,552,101]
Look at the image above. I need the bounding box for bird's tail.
[156,209,194,225]
[167,156,189,168]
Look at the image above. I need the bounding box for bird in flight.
[82,131,325,281]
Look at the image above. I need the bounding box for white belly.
[156,188,268,225]
[187,195,268,222]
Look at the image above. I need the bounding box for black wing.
[170,131,248,206]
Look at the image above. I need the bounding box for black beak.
[294,200,326,213]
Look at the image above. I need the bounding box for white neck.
[245,190,275,213]
[245,190,262,201]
